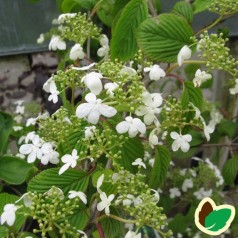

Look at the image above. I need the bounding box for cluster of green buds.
[160,96,203,134]
[25,187,82,238]
[197,31,238,77]
[209,0,238,16]
[111,169,172,237]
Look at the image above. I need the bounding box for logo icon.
[194,197,235,236]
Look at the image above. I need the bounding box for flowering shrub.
[1,0,238,237]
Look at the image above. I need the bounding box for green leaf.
[222,156,238,185]
[62,0,97,12]
[137,13,194,63]
[217,120,238,139]
[100,207,122,238]
[0,156,35,185]
[181,81,203,110]
[172,1,193,23]
[67,204,89,231]
[0,226,8,237]
[151,0,162,13]
[192,0,212,14]
[97,0,115,27]
[0,111,13,154]
[149,145,171,188]
[205,208,232,231]
[111,0,148,61]
[0,193,25,232]
[115,138,144,172]
[28,168,89,194]
[168,213,187,232]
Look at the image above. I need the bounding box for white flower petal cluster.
[149,127,161,149]
[58,13,77,24]
[15,104,25,115]
[97,34,109,59]
[182,178,194,192]
[169,187,181,199]
[229,79,238,95]
[135,92,163,125]
[104,82,119,97]
[84,126,96,140]
[70,44,85,61]
[59,149,79,175]
[193,187,212,200]
[125,230,141,238]
[0,204,18,226]
[170,131,192,152]
[68,191,87,204]
[132,158,146,169]
[116,116,146,137]
[49,35,66,51]
[193,69,212,87]
[37,33,44,44]
[177,45,192,66]
[203,122,215,141]
[76,93,117,124]
[81,72,103,95]
[41,142,59,165]
[97,192,115,216]
[144,64,166,81]
[43,77,60,104]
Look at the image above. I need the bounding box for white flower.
[70,44,85,60]
[43,77,59,104]
[0,204,18,226]
[135,92,163,125]
[104,82,119,97]
[15,193,32,207]
[97,34,109,58]
[97,192,114,215]
[81,72,103,95]
[76,93,117,124]
[134,196,142,206]
[41,142,59,165]
[16,105,25,114]
[144,64,166,81]
[123,194,135,206]
[182,178,194,192]
[203,121,215,141]
[99,34,109,46]
[13,126,23,131]
[177,45,192,66]
[14,115,23,124]
[58,13,77,24]
[68,191,87,204]
[84,126,96,140]
[77,230,88,238]
[59,149,79,175]
[229,79,238,95]
[19,135,43,163]
[49,35,66,51]
[194,187,212,200]
[151,189,160,203]
[169,187,181,199]
[170,131,192,152]
[37,34,44,44]
[72,63,96,71]
[125,230,141,238]
[120,67,137,77]
[149,128,160,149]
[26,118,37,127]
[132,158,146,169]
[116,116,146,137]
[97,174,104,194]
[193,69,212,87]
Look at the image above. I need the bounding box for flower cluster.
[209,0,238,15]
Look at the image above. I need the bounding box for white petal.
[116,121,129,134]
[76,103,93,118]
[183,134,192,142]
[144,113,154,125]
[172,140,180,152]
[128,126,139,137]
[87,110,100,124]
[27,151,37,163]
[19,144,32,155]
[98,104,117,118]
[170,131,179,139]
[85,93,97,103]
[59,163,70,175]
[180,141,190,152]
[97,201,106,211]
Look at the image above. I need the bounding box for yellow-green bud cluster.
[209,0,238,16]
[111,169,172,237]
[198,32,238,77]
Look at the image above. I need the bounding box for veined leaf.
[172,1,193,23]
[205,208,232,231]
[192,0,212,14]
[137,13,194,62]
[111,0,148,61]
[61,0,97,12]
[28,168,89,194]
[149,145,171,188]
[0,156,36,185]
[222,156,238,185]
[181,81,203,110]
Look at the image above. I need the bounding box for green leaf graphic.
[205,208,232,231]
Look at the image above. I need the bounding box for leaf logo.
[195,197,236,236]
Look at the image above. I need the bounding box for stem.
[195,15,223,36]
[202,143,238,147]
[166,73,184,84]
[96,222,105,238]
[87,11,91,59]
[97,214,137,224]
[148,0,157,17]
[166,60,206,74]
